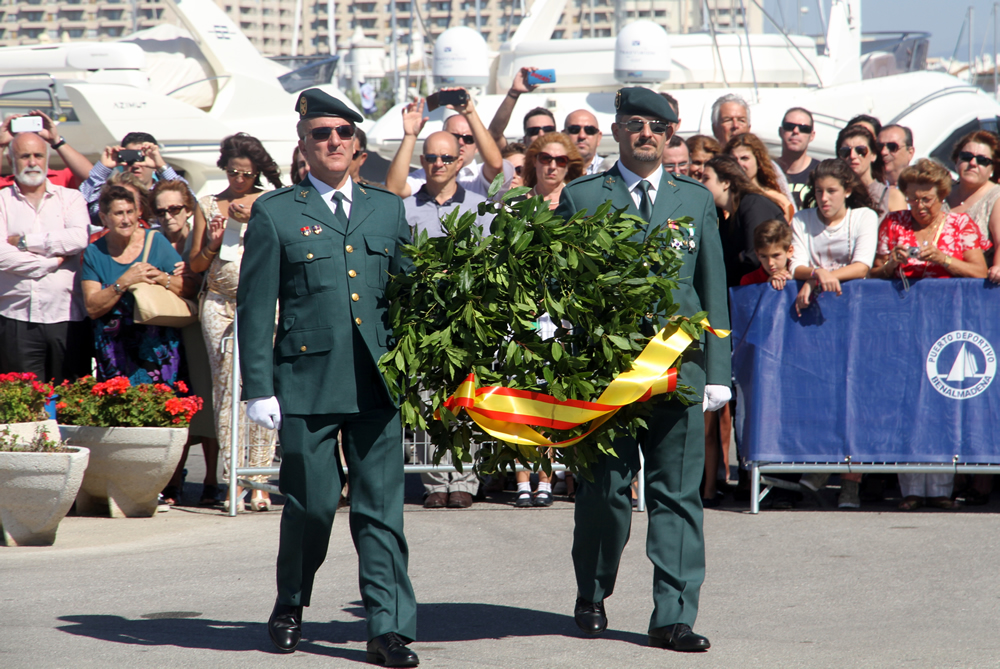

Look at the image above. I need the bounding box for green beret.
[295,88,364,123]
[614,87,678,123]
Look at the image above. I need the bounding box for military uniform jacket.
[236,178,411,414]
[555,164,732,387]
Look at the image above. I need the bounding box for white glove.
[246,396,282,430]
[702,385,732,413]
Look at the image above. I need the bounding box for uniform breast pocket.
[364,235,395,289]
[285,239,336,296]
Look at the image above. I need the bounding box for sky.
[763,0,1000,58]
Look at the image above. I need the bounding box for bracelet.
[113,282,124,295]
[507,91,520,100]
[944,256,953,268]
[202,246,219,257]
[165,275,171,290]
[50,138,66,150]
[809,267,817,278]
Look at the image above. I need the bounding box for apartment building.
[0,0,761,56]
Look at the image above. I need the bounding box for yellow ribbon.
[440,319,730,450]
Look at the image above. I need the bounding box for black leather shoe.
[648,623,711,652]
[574,597,607,636]
[268,600,303,653]
[366,632,419,667]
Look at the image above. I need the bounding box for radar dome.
[433,27,489,88]
[614,20,670,84]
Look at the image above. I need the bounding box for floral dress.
[81,232,183,385]
[876,211,984,278]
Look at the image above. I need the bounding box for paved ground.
[4,459,1000,668]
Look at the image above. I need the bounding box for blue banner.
[730,279,1000,463]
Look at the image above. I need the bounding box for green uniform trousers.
[276,409,417,642]
[572,362,706,631]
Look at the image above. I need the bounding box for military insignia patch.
[313,225,322,234]
[300,226,311,236]
[299,96,308,116]
[614,90,621,110]
[299,190,309,197]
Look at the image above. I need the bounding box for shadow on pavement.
[56,602,647,657]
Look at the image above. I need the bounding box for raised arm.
[487,67,539,150]
[385,100,427,198]
[31,110,93,182]
[450,92,503,185]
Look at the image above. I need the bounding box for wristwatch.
[50,138,66,150]
[15,235,26,252]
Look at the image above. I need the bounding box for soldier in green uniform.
[237,89,419,667]
[555,87,732,652]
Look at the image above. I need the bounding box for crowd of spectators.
[4,73,1000,515]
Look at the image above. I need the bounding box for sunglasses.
[226,169,256,178]
[877,141,906,154]
[958,150,993,167]
[525,125,557,137]
[514,165,523,175]
[155,204,186,217]
[781,121,813,134]
[565,124,600,136]
[838,145,869,159]
[308,125,356,141]
[423,153,457,164]
[622,119,670,134]
[451,132,474,145]
[537,152,569,167]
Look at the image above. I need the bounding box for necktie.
[636,179,652,222]
[332,191,349,231]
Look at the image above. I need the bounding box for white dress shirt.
[615,161,666,208]
[308,172,353,219]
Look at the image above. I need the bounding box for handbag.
[128,230,199,328]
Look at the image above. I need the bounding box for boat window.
[929,118,983,172]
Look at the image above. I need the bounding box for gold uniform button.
[351,293,359,301]
[384,248,389,253]
[355,317,362,325]
[348,269,357,278]
[300,345,307,352]
[306,253,314,260]
[346,245,354,253]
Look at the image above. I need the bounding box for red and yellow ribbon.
[439,319,729,450]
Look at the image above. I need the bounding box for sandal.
[898,496,924,511]
[927,496,960,510]
[249,490,272,512]
[199,484,220,507]
[160,485,180,506]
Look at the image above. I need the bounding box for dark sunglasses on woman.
[958,151,993,167]
[309,125,356,141]
[837,145,869,159]
[565,124,600,135]
[226,169,255,178]
[537,152,569,167]
[155,204,186,217]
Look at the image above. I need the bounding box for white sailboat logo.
[941,344,984,382]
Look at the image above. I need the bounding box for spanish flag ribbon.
[439,319,729,450]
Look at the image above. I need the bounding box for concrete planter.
[0,420,89,546]
[59,425,188,518]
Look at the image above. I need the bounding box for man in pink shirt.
[0,132,90,382]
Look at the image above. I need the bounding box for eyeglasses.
[838,145,869,159]
[621,119,670,135]
[226,169,256,178]
[154,204,187,217]
[537,152,569,167]
[525,125,556,137]
[958,150,993,167]
[664,161,688,171]
[906,195,939,208]
[877,141,906,154]
[308,125,356,141]
[352,150,365,160]
[450,132,475,145]
[781,121,813,134]
[423,153,457,164]
[565,124,600,136]
[514,165,523,175]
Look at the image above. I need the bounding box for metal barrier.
[748,461,1000,514]
[224,316,646,516]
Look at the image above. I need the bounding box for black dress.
[719,192,787,288]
